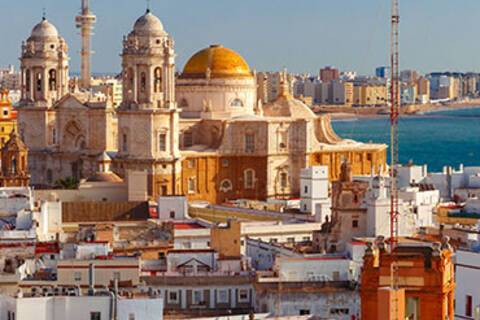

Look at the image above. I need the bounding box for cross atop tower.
[42,7,46,20]
[147,0,151,12]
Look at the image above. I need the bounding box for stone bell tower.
[17,17,69,152]
[20,17,69,107]
[116,9,181,197]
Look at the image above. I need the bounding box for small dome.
[133,10,165,36]
[86,172,123,183]
[30,18,59,39]
[263,95,317,120]
[182,45,252,79]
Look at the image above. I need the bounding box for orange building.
[361,239,455,320]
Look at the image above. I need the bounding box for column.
[148,65,154,105]
[132,65,138,103]
[42,68,48,102]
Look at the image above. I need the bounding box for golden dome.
[182,45,252,79]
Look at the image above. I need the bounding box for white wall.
[118,298,163,320]
[275,257,355,282]
[455,250,480,320]
[14,296,163,320]
[158,197,188,220]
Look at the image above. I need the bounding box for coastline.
[317,98,480,120]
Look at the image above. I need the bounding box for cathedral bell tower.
[116,9,181,197]
[20,17,69,107]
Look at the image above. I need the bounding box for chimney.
[88,263,95,296]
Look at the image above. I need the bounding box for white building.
[455,245,480,320]
[157,196,188,220]
[1,294,163,320]
[299,166,331,222]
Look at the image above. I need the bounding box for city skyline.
[2,0,480,75]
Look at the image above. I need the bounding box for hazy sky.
[1,0,479,75]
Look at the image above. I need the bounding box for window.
[303,204,307,211]
[302,236,310,241]
[25,70,31,92]
[221,159,229,167]
[168,290,179,304]
[90,312,101,320]
[270,238,278,243]
[36,72,42,92]
[128,314,135,320]
[74,272,81,281]
[154,67,162,93]
[48,69,57,91]
[52,128,57,144]
[244,169,255,189]
[466,295,473,317]
[330,308,349,315]
[280,172,288,188]
[245,133,255,153]
[231,98,244,107]
[238,289,249,303]
[140,72,146,93]
[7,311,15,320]
[122,133,128,152]
[3,110,8,116]
[220,179,233,192]
[287,237,295,243]
[159,133,167,152]
[170,211,175,219]
[192,290,204,305]
[47,169,53,184]
[183,131,193,147]
[179,98,189,108]
[279,130,288,149]
[299,310,310,315]
[188,177,196,194]
[352,220,359,228]
[217,289,229,304]
[304,185,308,194]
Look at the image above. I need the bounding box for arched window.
[122,133,128,152]
[159,133,167,152]
[220,179,233,193]
[244,169,255,189]
[128,68,134,87]
[48,69,57,91]
[36,72,42,92]
[154,67,162,93]
[140,72,146,93]
[188,177,196,194]
[280,172,288,188]
[231,98,244,107]
[11,156,17,175]
[25,70,31,92]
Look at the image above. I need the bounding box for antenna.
[389,0,400,291]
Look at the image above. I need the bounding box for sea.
[331,107,480,172]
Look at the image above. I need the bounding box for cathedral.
[17,10,387,203]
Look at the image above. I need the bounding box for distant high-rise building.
[256,71,294,103]
[400,69,418,84]
[375,66,390,79]
[320,66,340,83]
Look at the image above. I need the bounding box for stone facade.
[17,11,387,203]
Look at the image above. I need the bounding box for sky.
[1,0,479,75]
